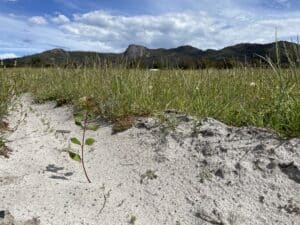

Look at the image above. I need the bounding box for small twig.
[238,144,258,162]
[6,132,51,142]
[120,163,135,166]
[144,189,158,196]
[117,199,125,207]
[98,189,111,215]
[195,211,224,225]
[55,130,71,134]
[12,111,27,132]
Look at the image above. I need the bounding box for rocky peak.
[42,48,67,55]
[124,44,149,59]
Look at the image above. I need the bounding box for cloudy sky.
[0,0,300,58]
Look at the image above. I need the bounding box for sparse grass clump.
[0,69,12,120]
[0,66,299,137]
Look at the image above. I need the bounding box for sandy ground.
[0,94,299,225]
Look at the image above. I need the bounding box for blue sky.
[1,0,300,58]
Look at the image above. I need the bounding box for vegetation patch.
[0,138,12,158]
[0,60,300,137]
[112,116,135,134]
[0,121,8,131]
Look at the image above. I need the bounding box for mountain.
[2,41,300,69]
[124,44,150,59]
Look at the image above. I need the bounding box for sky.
[0,0,300,58]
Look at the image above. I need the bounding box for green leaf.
[71,137,81,145]
[85,138,95,146]
[74,113,84,126]
[0,139,5,148]
[87,123,100,131]
[75,118,82,126]
[68,151,81,162]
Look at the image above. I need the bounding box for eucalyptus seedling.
[69,96,96,183]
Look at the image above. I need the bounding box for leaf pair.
[74,112,100,131]
[71,137,95,146]
[69,137,95,162]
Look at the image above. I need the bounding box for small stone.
[215,169,225,179]
[0,210,5,219]
[259,196,265,203]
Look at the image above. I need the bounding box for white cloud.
[60,10,300,51]
[0,53,17,59]
[64,11,220,49]
[28,16,47,25]
[51,14,70,24]
[0,13,119,55]
[1,7,300,56]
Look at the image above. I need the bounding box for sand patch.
[0,94,299,225]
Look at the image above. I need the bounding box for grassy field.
[0,66,300,137]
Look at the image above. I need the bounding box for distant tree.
[30,56,42,67]
[177,58,196,69]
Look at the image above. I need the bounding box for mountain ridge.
[2,41,300,68]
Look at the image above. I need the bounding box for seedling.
[69,96,96,183]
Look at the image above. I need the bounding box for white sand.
[0,94,299,225]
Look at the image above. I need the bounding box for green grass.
[0,66,300,137]
[0,69,12,121]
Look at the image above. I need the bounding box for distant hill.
[2,41,300,69]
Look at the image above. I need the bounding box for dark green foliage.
[68,151,81,162]
[71,137,81,145]
[85,138,95,146]
[30,56,42,67]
